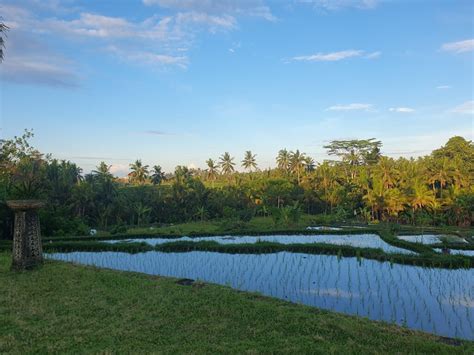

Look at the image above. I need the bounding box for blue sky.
[1,0,473,176]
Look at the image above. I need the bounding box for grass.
[1,252,472,353]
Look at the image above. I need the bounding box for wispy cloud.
[1,1,272,85]
[451,101,474,115]
[143,0,276,21]
[436,85,451,89]
[389,107,415,113]
[106,46,188,68]
[326,103,373,111]
[441,39,474,54]
[365,51,381,59]
[1,30,79,87]
[143,130,169,135]
[290,49,380,62]
[298,0,379,11]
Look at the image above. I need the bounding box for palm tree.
[0,20,8,62]
[92,162,113,180]
[128,159,149,185]
[206,159,219,182]
[242,150,257,172]
[410,180,436,224]
[428,157,453,198]
[219,152,235,176]
[134,202,151,226]
[151,165,165,185]
[276,149,290,172]
[305,156,315,173]
[289,150,307,184]
[375,156,398,189]
[316,162,335,213]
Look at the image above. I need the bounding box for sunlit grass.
[1,252,472,353]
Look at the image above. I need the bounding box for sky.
[1,0,473,176]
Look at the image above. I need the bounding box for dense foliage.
[0,131,472,238]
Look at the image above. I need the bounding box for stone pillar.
[6,200,45,271]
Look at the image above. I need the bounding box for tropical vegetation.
[0,131,472,238]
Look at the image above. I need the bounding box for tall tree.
[289,150,307,184]
[128,160,149,185]
[324,138,382,180]
[0,20,8,62]
[219,152,235,176]
[92,162,113,181]
[242,151,257,172]
[410,180,436,224]
[375,156,398,189]
[151,165,165,185]
[206,159,219,182]
[276,149,290,173]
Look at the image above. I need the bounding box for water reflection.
[46,251,474,340]
[106,233,414,254]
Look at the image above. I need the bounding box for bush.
[110,224,128,235]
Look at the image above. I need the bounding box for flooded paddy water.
[105,233,414,254]
[46,250,474,340]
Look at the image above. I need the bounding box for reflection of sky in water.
[47,251,474,340]
[398,235,442,244]
[434,248,474,257]
[105,234,414,254]
[398,234,467,245]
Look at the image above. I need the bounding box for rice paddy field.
[42,228,474,342]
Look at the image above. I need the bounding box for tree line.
[0,131,472,238]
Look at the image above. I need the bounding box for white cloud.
[2,59,79,87]
[292,50,362,62]
[436,85,451,89]
[441,39,474,54]
[143,0,276,21]
[298,0,379,11]
[389,107,415,113]
[175,12,237,32]
[1,30,79,87]
[326,103,373,111]
[2,2,254,80]
[106,45,188,68]
[365,51,381,59]
[451,101,474,115]
[109,164,130,177]
[290,49,380,62]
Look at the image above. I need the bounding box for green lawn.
[1,253,472,353]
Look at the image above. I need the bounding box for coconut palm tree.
[410,180,436,224]
[92,162,113,181]
[428,157,453,198]
[383,188,406,221]
[206,159,219,182]
[305,156,315,173]
[316,162,336,213]
[0,20,8,62]
[219,152,235,176]
[242,150,257,172]
[375,156,398,189]
[128,159,149,185]
[289,150,307,184]
[134,202,151,226]
[276,149,290,172]
[151,165,165,185]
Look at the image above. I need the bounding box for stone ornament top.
[6,200,45,211]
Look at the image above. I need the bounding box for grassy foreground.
[1,253,473,353]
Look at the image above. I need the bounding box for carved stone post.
[6,200,45,271]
